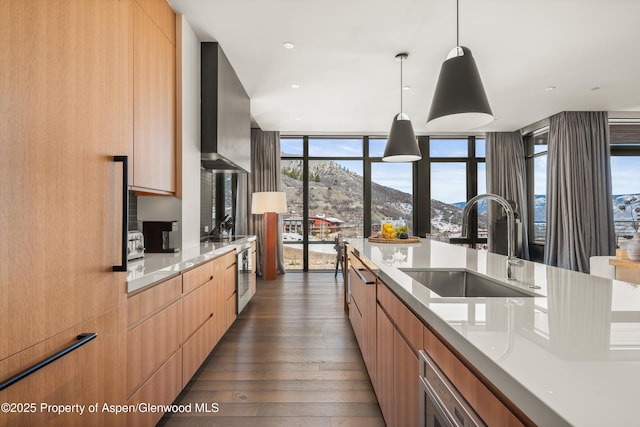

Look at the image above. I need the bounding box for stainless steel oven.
[419,350,485,427]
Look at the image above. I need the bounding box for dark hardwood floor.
[159,272,385,427]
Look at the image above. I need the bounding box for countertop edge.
[127,236,256,294]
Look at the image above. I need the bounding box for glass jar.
[394,218,409,238]
[381,218,395,239]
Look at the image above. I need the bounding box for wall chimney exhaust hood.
[201,42,251,172]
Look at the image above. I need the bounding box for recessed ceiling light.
[544,86,556,91]
[402,85,411,91]
[295,117,302,121]
[283,42,295,49]
[291,84,300,89]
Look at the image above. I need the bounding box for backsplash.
[201,170,214,235]
[128,191,139,231]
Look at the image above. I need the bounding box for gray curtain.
[249,129,285,277]
[544,111,616,272]
[486,131,530,260]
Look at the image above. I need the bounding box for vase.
[627,232,640,262]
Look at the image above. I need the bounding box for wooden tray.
[368,236,421,244]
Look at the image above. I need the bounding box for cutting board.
[368,236,420,244]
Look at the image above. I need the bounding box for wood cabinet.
[0,0,129,422]
[127,349,182,427]
[347,250,530,427]
[222,251,238,330]
[181,259,218,387]
[132,0,176,194]
[375,305,395,426]
[0,309,124,427]
[376,280,421,427]
[348,262,377,382]
[126,275,182,427]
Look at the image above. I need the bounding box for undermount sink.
[399,268,538,298]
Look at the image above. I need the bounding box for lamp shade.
[426,46,493,130]
[251,191,287,214]
[383,113,421,162]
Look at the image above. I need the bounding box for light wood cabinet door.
[0,309,124,427]
[394,329,419,427]
[0,0,130,362]
[375,305,395,427]
[133,0,176,194]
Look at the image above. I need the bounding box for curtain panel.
[486,131,530,260]
[544,111,616,273]
[249,129,286,276]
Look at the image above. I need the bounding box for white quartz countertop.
[348,238,640,427]
[127,235,256,293]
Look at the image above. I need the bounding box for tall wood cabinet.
[132,0,176,194]
[0,0,131,425]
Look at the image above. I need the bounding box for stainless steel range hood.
[201,153,245,172]
[201,42,251,172]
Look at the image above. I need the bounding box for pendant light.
[426,0,493,130]
[383,53,421,162]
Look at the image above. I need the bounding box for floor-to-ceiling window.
[610,124,640,245]
[426,137,486,247]
[525,123,640,254]
[281,135,484,271]
[525,129,549,245]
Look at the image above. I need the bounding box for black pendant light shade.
[426,46,493,130]
[383,113,421,162]
[383,53,421,163]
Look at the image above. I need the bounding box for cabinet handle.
[112,155,128,272]
[352,266,374,285]
[0,333,97,392]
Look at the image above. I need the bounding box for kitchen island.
[348,238,640,426]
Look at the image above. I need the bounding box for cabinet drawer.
[349,265,374,310]
[127,299,182,397]
[182,278,215,342]
[0,309,123,427]
[377,281,422,353]
[182,314,216,387]
[182,260,214,294]
[349,296,363,348]
[127,349,182,427]
[128,275,181,327]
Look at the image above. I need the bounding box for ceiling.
[169,0,640,136]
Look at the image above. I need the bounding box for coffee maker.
[143,221,179,253]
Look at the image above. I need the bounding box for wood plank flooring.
[158,272,385,427]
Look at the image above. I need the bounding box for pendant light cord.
[456,0,459,46]
[400,57,403,114]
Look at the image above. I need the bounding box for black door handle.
[113,155,128,272]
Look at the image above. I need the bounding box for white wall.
[138,15,201,251]
[179,15,201,249]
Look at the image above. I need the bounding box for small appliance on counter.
[127,231,145,261]
[143,221,180,253]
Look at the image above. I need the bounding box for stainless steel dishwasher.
[419,350,486,427]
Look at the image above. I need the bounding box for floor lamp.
[251,191,287,280]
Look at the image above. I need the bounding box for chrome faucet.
[461,193,524,280]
